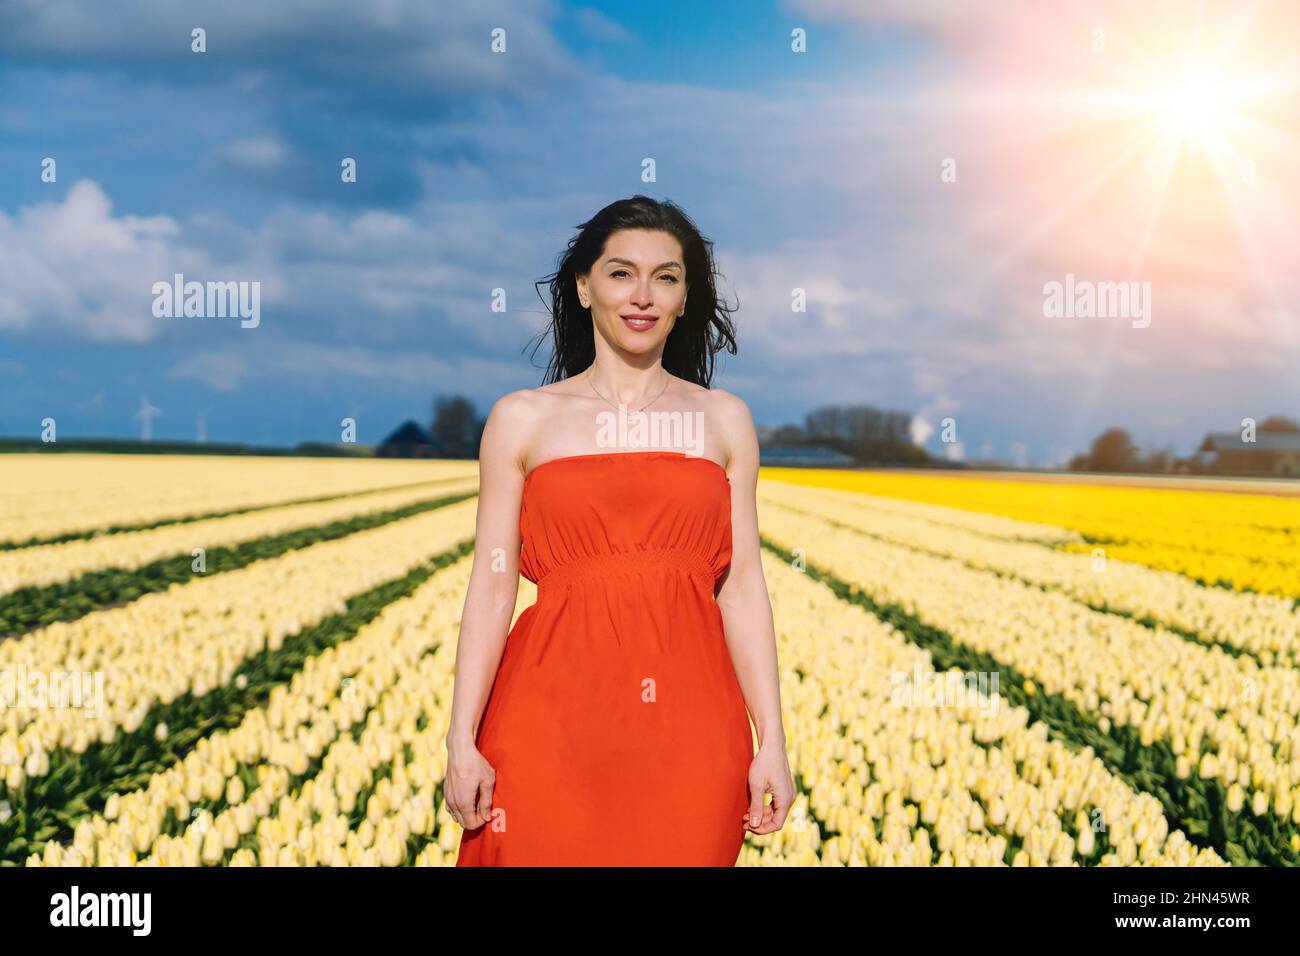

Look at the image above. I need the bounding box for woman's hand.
[742,741,795,834]
[444,738,497,830]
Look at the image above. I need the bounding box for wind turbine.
[135,395,162,442]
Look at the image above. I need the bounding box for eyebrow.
[605,257,683,272]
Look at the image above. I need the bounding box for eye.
[609,269,678,283]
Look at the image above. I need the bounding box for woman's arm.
[446,392,531,782]
[713,391,787,754]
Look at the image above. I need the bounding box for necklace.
[585,368,671,415]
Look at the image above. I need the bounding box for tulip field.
[4,453,1299,866]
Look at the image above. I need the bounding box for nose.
[631,279,654,308]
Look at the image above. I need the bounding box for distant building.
[758,444,857,467]
[377,420,444,459]
[1196,431,1300,476]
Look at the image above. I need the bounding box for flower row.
[757,501,1300,850]
[0,478,478,597]
[734,550,1224,866]
[759,482,1300,666]
[763,470,1300,598]
[27,552,482,866]
[2,453,477,545]
[0,500,479,799]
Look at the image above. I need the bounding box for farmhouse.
[376,420,444,459]
[1196,431,1300,477]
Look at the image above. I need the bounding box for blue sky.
[2,0,1296,465]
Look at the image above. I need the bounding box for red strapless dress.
[455,451,754,866]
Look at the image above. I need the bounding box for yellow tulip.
[1076,827,1095,857]
[1198,753,1218,779]
[201,826,225,865]
[1225,784,1245,814]
[1250,789,1268,816]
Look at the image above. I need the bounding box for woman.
[445,195,794,866]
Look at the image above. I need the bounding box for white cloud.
[909,416,934,445]
[573,7,631,42]
[167,352,249,392]
[0,0,582,103]
[792,0,1021,38]
[224,135,288,170]
[0,180,213,342]
[272,343,521,391]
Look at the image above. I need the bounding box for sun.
[1156,66,1232,145]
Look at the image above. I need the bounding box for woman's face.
[577,229,687,355]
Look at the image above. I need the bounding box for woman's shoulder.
[485,386,579,449]
[699,387,754,472]
[491,385,570,418]
[703,386,751,422]
[483,389,549,449]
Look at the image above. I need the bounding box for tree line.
[1070,416,1298,474]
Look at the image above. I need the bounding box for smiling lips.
[621,313,658,332]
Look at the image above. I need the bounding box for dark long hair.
[530,195,738,387]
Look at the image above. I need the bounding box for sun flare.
[948,1,1298,354]
[1155,66,1233,145]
